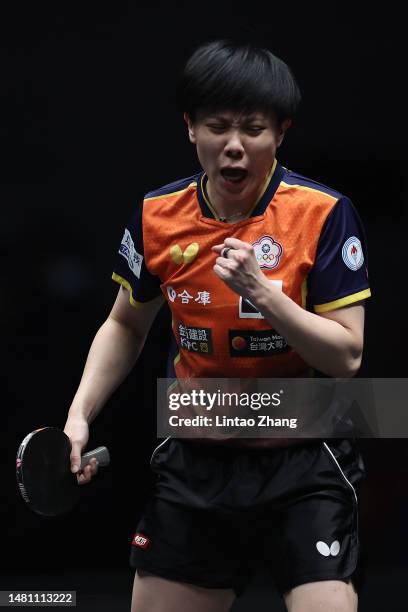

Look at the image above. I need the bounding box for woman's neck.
[205,180,254,223]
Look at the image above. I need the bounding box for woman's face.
[185,110,290,208]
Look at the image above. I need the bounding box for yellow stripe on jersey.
[280,181,338,202]
[200,177,221,220]
[314,288,372,313]
[144,182,197,202]
[301,278,308,309]
[111,272,146,308]
[239,158,278,218]
[170,317,181,368]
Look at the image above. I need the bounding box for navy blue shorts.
[130,438,366,596]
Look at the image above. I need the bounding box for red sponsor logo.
[132,533,150,549]
[231,336,246,351]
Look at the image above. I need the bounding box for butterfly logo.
[169,243,199,265]
[316,540,341,557]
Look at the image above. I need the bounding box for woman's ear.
[277,118,292,147]
[184,112,197,144]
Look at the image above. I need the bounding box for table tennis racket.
[16,427,110,517]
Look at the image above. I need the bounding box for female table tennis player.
[63,40,371,612]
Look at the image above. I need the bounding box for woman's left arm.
[249,284,365,377]
[213,238,365,378]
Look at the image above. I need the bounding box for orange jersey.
[112,160,370,379]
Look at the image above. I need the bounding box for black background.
[2,0,407,609]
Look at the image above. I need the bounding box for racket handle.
[80,446,110,469]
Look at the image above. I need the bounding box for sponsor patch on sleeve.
[119,228,143,278]
[342,236,364,271]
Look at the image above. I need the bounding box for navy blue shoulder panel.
[282,168,343,200]
[144,172,201,199]
[111,200,162,302]
[306,196,370,310]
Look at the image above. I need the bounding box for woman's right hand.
[63,415,98,485]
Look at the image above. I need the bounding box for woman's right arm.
[64,286,164,480]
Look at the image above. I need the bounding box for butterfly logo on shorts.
[316,540,341,557]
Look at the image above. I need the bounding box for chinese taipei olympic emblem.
[252,235,283,269]
[342,236,364,271]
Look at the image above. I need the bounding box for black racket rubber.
[16,427,109,517]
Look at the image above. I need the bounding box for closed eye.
[245,126,265,134]
[206,123,266,134]
[207,124,228,132]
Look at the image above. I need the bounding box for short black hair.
[177,40,301,124]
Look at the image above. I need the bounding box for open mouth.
[220,168,248,184]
